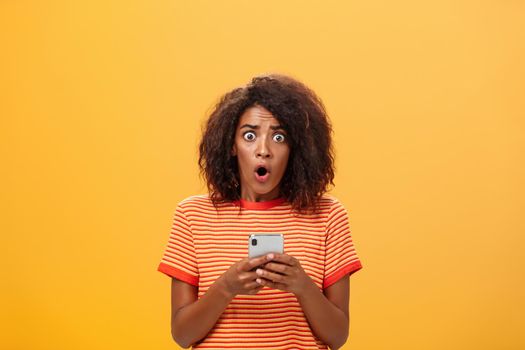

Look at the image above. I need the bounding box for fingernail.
[256,278,262,284]
[267,253,274,259]
[256,269,263,275]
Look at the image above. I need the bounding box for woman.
[158,74,363,349]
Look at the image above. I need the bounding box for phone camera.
[251,238,257,246]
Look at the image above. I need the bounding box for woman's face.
[232,105,290,202]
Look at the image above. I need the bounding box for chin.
[246,184,276,196]
[255,184,275,193]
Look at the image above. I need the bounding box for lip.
[254,163,271,183]
[255,172,270,183]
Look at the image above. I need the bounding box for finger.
[256,278,287,291]
[256,268,285,283]
[239,271,259,282]
[247,286,264,295]
[264,262,290,275]
[244,280,262,290]
[241,254,273,272]
[272,253,298,266]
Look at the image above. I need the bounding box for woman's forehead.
[238,105,280,126]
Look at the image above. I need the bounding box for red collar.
[234,197,286,210]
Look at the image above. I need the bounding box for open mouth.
[255,166,270,182]
[256,167,268,176]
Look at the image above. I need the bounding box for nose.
[256,137,272,158]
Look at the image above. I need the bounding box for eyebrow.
[239,124,284,131]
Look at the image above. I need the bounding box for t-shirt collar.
[235,197,286,210]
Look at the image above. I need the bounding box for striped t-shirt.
[158,194,362,349]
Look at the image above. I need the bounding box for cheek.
[236,150,251,169]
[278,151,290,173]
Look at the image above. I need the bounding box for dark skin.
[170,253,350,349]
[171,107,351,349]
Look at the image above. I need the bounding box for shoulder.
[317,195,350,225]
[292,195,347,218]
[176,194,235,213]
[317,194,346,211]
[178,194,212,207]
[176,194,212,212]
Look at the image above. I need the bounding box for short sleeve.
[323,199,363,289]
[157,204,199,286]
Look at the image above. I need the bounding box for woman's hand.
[254,253,314,296]
[220,255,272,298]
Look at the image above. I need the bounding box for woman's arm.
[170,255,271,348]
[255,253,351,350]
[295,276,350,350]
[170,277,230,348]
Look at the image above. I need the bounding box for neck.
[240,187,281,202]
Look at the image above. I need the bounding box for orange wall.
[1,1,524,349]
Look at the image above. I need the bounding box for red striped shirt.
[158,195,362,349]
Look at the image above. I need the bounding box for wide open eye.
[272,133,286,143]
[243,131,256,141]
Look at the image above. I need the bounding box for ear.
[231,144,237,156]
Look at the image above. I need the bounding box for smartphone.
[248,234,284,258]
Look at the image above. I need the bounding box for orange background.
[1,1,524,349]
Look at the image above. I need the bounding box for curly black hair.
[198,73,335,214]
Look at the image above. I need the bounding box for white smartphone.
[248,234,284,258]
